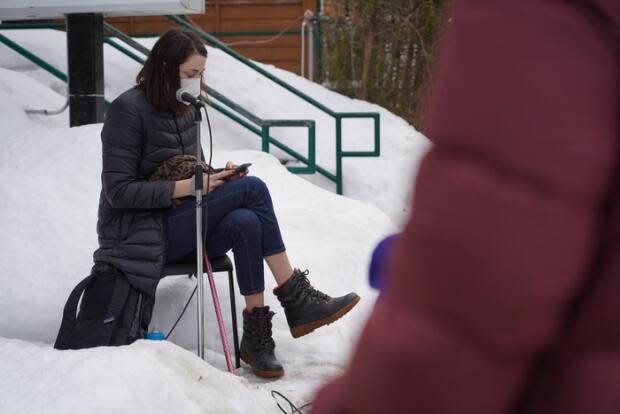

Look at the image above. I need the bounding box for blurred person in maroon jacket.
[312,1,620,413]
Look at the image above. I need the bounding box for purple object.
[369,234,398,290]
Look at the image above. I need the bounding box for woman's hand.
[225,160,250,180]
[172,169,235,199]
[203,169,235,193]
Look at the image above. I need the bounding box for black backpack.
[54,265,155,350]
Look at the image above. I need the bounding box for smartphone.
[213,163,251,175]
[234,163,252,174]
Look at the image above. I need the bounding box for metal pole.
[195,105,234,372]
[193,107,205,360]
[66,13,105,127]
[301,20,307,78]
[301,10,315,81]
[308,19,315,82]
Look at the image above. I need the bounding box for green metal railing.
[0,16,381,194]
[0,32,66,82]
[0,23,64,30]
[167,15,381,194]
[204,87,316,174]
[0,27,110,108]
[0,23,316,175]
[100,23,317,175]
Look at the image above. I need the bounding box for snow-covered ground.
[0,28,428,413]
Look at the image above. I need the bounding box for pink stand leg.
[203,249,235,374]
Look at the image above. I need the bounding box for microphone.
[175,88,203,107]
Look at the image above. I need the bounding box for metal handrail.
[0,19,378,193]
[0,25,316,174]
[0,33,112,108]
[0,33,66,82]
[0,23,64,30]
[168,15,337,116]
[103,38,144,63]
[103,22,151,56]
[98,30,317,174]
[167,14,381,194]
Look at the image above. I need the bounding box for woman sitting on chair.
[93,28,359,378]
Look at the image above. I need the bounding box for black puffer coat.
[93,87,199,296]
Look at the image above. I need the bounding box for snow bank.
[0,66,397,412]
[0,338,275,414]
[0,25,430,411]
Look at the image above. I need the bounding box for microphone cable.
[271,390,312,414]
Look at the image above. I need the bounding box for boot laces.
[249,313,275,351]
[297,270,331,304]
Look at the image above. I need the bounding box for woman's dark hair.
[136,29,207,112]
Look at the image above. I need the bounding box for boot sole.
[291,294,361,338]
[240,352,285,379]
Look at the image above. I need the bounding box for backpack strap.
[54,274,96,350]
[54,271,132,350]
[98,271,132,344]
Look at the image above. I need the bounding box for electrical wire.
[165,285,196,340]
[225,16,304,47]
[203,103,215,174]
[202,102,214,258]
[271,390,312,414]
[185,13,306,48]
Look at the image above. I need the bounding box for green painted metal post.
[308,121,316,172]
[261,125,270,153]
[374,113,381,155]
[336,116,343,195]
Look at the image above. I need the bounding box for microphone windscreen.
[175,88,191,105]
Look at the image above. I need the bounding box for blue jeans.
[164,176,286,295]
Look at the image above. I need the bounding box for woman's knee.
[243,176,269,196]
[227,208,261,233]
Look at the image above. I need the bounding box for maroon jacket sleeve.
[312,1,617,413]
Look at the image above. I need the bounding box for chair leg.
[228,269,240,369]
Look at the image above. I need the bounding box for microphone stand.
[192,103,206,361]
[192,101,235,373]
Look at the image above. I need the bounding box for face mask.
[179,77,202,101]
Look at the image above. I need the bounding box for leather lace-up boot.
[275,269,360,338]
[240,306,284,378]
